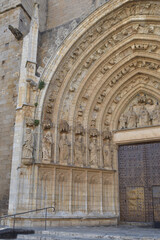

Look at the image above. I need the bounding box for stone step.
[16,233,160,240]
[16,226,160,240]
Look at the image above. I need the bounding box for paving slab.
[15,225,160,240]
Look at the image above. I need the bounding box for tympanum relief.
[118,93,160,130]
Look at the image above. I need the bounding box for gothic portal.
[4,0,160,227]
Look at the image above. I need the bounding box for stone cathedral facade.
[1,0,160,227]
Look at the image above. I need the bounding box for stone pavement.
[14,225,160,240]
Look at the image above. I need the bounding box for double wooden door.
[119,142,160,223]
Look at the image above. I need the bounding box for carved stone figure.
[89,137,99,167]
[74,135,85,166]
[43,119,53,130]
[137,93,147,105]
[59,133,70,164]
[42,131,53,161]
[151,104,160,125]
[103,141,112,168]
[59,120,69,133]
[119,113,127,129]
[22,128,34,159]
[127,106,138,128]
[8,25,23,40]
[137,105,150,127]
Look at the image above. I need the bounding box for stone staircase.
[16,226,160,240]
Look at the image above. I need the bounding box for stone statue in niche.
[22,128,34,159]
[89,137,100,167]
[126,106,138,128]
[42,131,53,161]
[74,135,85,166]
[103,142,112,168]
[151,104,160,125]
[59,133,70,164]
[137,105,150,127]
[119,113,127,129]
[102,129,112,169]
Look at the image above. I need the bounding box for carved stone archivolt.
[118,93,160,130]
[42,0,160,124]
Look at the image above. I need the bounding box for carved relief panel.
[18,168,32,211]
[37,168,54,209]
[72,170,86,212]
[55,169,70,212]
[118,93,160,130]
[88,172,101,213]
[102,173,114,214]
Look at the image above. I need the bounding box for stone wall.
[0,0,47,32]
[37,0,110,71]
[47,0,109,29]
[0,6,30,215]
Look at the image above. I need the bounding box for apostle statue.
[42,131,53,161]
[59,133,70,164]
[102,141,112,168]
[23,128,34,159]
[89,137,99,167]
[74,135,85,166]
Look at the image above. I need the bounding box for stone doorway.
[118,142,160,223]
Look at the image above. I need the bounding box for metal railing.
[0,207,55,230]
